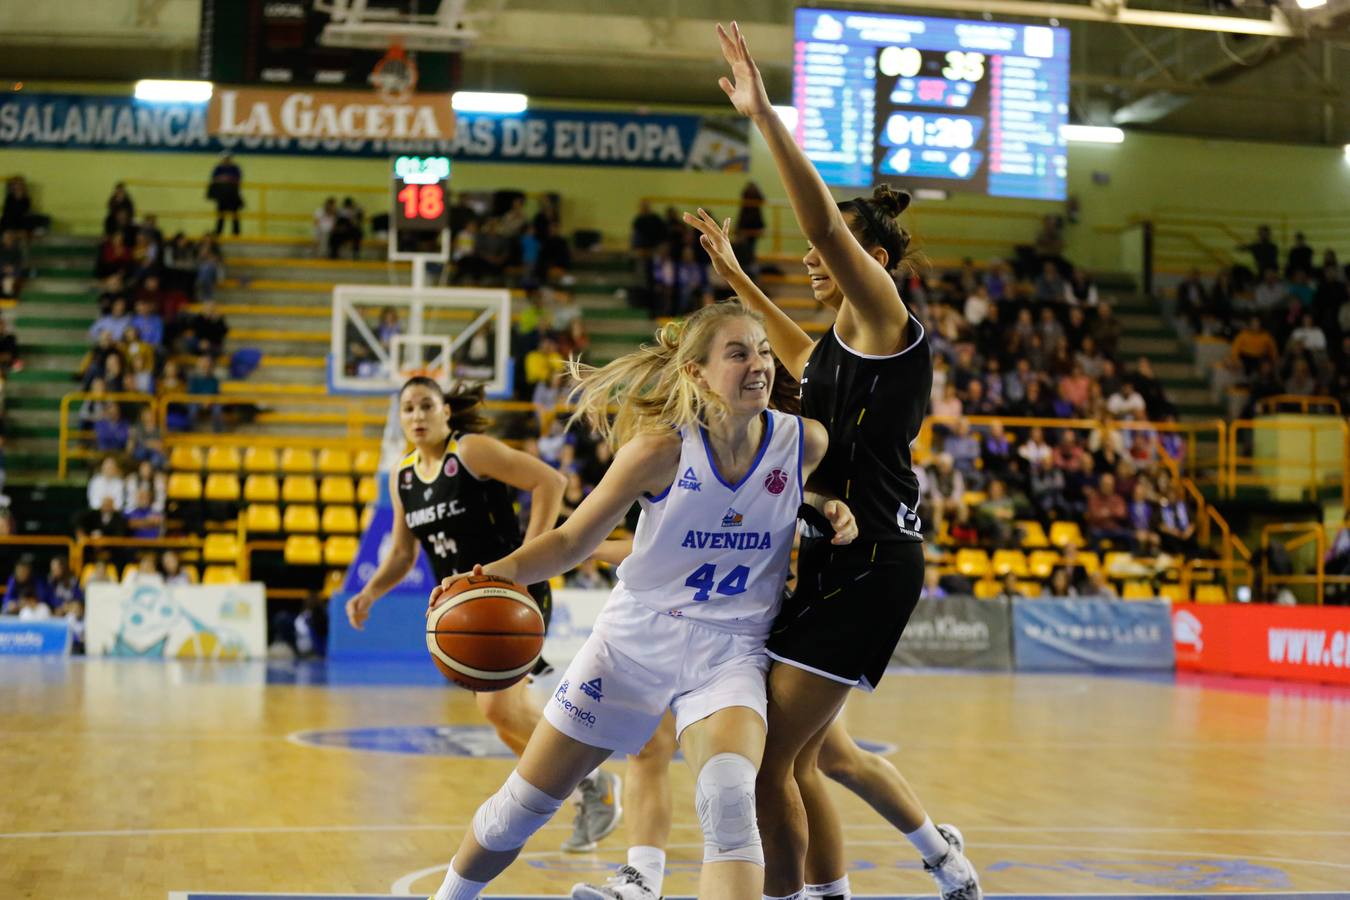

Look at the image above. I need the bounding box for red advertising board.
[1172,603,1350,686]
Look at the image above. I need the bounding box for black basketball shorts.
[766,537,924,691]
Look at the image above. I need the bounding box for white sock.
[433,858,488,900]
[764,891,807,900]
[627,845,666,896]
[805,875,851,899]
[905,816,951,865]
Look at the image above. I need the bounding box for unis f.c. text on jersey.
[615,409,804,639]
[396,437,523,582]
[800,318,931,543]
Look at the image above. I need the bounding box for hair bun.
[871,184,911,218]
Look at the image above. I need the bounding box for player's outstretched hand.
[823,499,858,545]
[345,592,375,630]
[426,564,485,615]
[683,208,744,282]
[716,22,772,120]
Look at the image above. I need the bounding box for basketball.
[425,574,545,692]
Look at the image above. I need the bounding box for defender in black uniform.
[344,377,622,853]
[679,21,982,900]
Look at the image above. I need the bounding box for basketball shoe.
[560,770,623,852]
[923,824,982,900]
[571,864,660,900]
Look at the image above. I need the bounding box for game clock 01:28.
[392,155,450,234]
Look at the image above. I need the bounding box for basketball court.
[4,658,1347,899]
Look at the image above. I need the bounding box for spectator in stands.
[87,456,125,511]
[187,355,223,431]
[3,555,51,611]
[995,572,1023,602]
[1,176,43,241]
[100,353,126,393]
[1231,315,1278,374]
[649,243,677,317]
[975,478,1020,547]
[1238,225,1278,281]
[195,243,223,302]
[376,306,403,350]
[1286,232,1314,278]
[13,587,50,620]
[122,552,163,585]
[1085,472,1130,547]
[1014,379,1053,419]
[126,459,167,513]
[1034,214,1065,271]
[1081,569,1118,599]
[1283,356,1318,396]
[1003,357,1033,407]
[1106,380,1147,422]
[90,297,132,345]
[1175,268,1207,330]
[944,418,982,484]
[94,404,129,454]
[0,230,22,299]
[948,503,980,547]
[128,407,165,468]
[330,197,364,259]
[932,382,962,419]
[1288,312,1329,369]
[1028,456,1068,525]
[1018,426,1053,468]
[128,353,155,395]
[523,335,563,392]
[192,300,229,358]
[1042,567,1078,598]
[124,487,164,539]
[314,197,338,257]
[1034,261,1066,305]
[74,495,129,542]
[1065,268,1099,306]
[979,420,1014,481]
[1075,335,1106,380]
[104,183,135,234]
[0,317,18,373]
[208,153,244,236]
[925,452,964,533]
[1128,481,1160,555]
[1131,358,1171,419]
[160,550,191,586]
[130,297,163,349]
[1252,269,1288,314]
[47,557,82,613]
[1058,362,1092,415]
[1156,483,1196,555]
[1091,302,1122,358]
[919,567,947,601]
[734,181,766,276]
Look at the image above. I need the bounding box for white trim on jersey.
[830,316,926,360]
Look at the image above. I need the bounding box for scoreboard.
[392,155,450,236]
[793,8,1070,200]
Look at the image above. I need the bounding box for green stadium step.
[4,396,63,411]
[582,306,651,321]
[26,342,89,356]
[29,242,98,258]
[15,314,95,329]
[5,423,62,439]
[15,290,95,305]
[7,369,77,386]
[6,450,61,471]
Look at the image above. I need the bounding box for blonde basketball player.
[344,378,622,849]
[424,301,856,900]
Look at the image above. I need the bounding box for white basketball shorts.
[542,590,770,756]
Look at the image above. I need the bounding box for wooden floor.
[2,658,1349,899]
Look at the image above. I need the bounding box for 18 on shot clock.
[392,154,451,234]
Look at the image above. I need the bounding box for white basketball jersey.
[615,409,804,638]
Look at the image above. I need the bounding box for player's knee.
[814,738,861,788]
[471,770,564,852]
[636,723,676,764]
[695,752,763,867]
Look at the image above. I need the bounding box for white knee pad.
[471,770,564,852]
[695,752,763,867]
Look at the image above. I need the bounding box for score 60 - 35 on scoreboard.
[793,8,1070,201]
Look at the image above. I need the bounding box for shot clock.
[392,155,451,234]
[793,8,1069,200]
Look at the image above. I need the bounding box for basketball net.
[370,39,418,101]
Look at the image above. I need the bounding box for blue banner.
[0,92,749,170]
[0,618,72,656]
[1012,598,1175,672]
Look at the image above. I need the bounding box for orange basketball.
[426,574,545,692]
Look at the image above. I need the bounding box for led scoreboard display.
[793,9,1070,200]
[392,155,450,234]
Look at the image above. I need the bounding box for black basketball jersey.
[800,317,931,543]
[396,435,524,581]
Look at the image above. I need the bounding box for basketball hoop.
[370,40,418,101]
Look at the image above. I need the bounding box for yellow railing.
[1180,557,1254,603]
[1148,207,1350,274]
[1255,394,1342,416]
[1224,416,1350,507]
[1261,521,1350,606]
[155,391,389,443]
[57,391,158,480]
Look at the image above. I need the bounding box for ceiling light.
[1063,124,1125,143]
[451,92,527,114]
[134,80,213,103]
[1296,0,1326,8]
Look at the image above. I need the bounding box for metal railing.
[1224,416,1350,507]
[57,391,158,480]
[1261,521,1350,606]
[1255,394,1342,416]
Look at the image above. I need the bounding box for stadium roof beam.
[859,0,1295,37]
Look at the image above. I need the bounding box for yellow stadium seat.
[1195,584,1227,604]
[992,549,1028,577]
[244,474,280,503]
[1028,550,1060,578]
[183,565,200,584]
[1122,581,1155,600]
[955,548,991,578]
[121,563,139,582]
[79,563,97,586]
[169,445,204,471]
[283,475,318,504]
[284,535,323,565]
[323,535,358,566]
[204,473,240,502]
[321,505,359,534]
[244,503,281,533]
[1017,520,1049,549]
[973,579,1001,599]
[203,533,240,564]
[961,491,987,508]
[1049,521,1084,548]
[206,445,241,472]
[1159,583,1187,603]
[1075,551,1101,575]
[357,475,378,504]
[317,448,353,475]
[202,565,240,585]
[359,505,375,532]
[1018,579,1044,596]
[280,447,316,474]
[167,472,202,501]
[283,504,320,533]
[1103,552,1134,576]
[243,446,279,474]
[319,476,355,505]
[354,448,380,474]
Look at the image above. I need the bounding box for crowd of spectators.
[1172,225,1349,414]
[450,192,573,288]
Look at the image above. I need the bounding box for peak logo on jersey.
[553,680,597,727]
[764,468,789,495]
[678,467,703,491]
[580,677,604,701]
[444,457,459,478]
[722,508,744,528]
